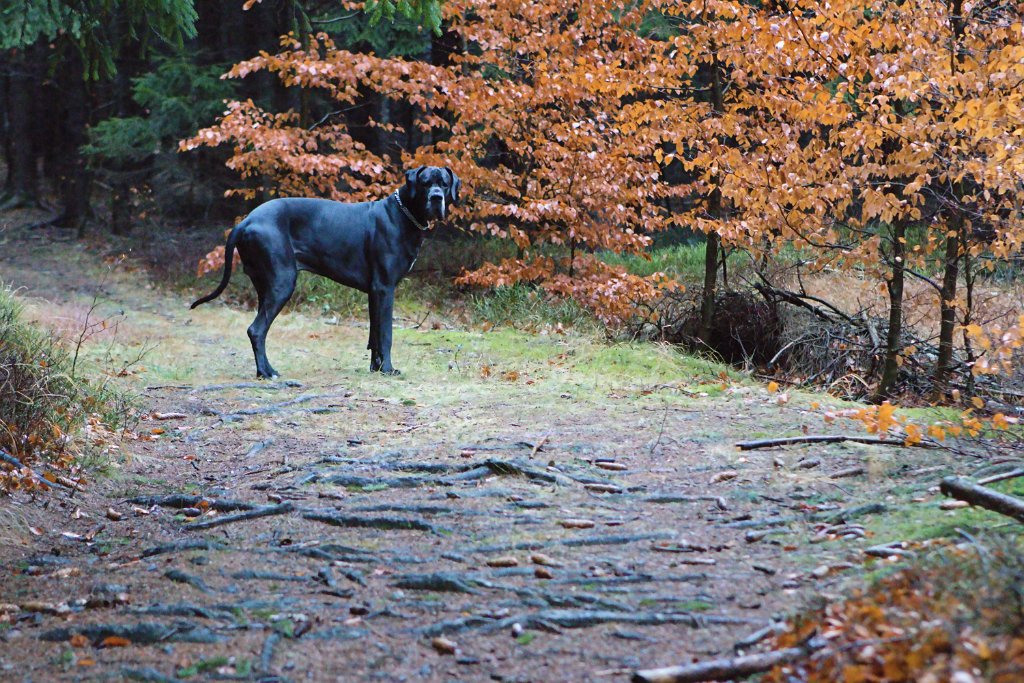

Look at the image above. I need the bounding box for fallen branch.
[182,502,295,531]
[863,542,916,559]
[977,468,1024,486]
[632,635,826,683]
[940,477,1024,523]
[736,435,937,450]
[0,448,72,491]
[733,622,787,653]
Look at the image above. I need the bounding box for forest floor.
[0,211,1010,682]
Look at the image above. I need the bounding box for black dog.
[191,166,460,377]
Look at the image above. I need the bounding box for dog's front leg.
[368,291,382,371]
[370,285,399,375]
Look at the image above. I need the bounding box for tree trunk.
[697,52,726,345]
[698,229,720,343]
[55,46,92,235]
[929,0,968,400]
[872,221,907,402]
[930,214,961,401]
[2,47,41,208]
[109,10,133,235]
[961,244,977,396]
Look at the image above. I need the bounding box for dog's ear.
[404,167,424,199]
[444,168,461,206]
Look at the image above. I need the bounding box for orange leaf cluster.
[764,544,1024,683]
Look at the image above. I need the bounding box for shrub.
[764,535,1024,683]
[0,287,124,491]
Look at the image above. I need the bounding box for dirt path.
[0,217,955,682]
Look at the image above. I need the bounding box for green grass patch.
[471,284,597,332]
[869,502,1013,548]
[515,631,538,646]
[177,656,232,678]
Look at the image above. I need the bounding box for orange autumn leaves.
[182,0,681,324]
[183,0,1024,331]
[763,543,1024,683]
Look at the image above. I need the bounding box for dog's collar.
[392,191,430,232]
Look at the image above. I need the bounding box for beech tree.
[647,0,1024,400]
[185,0,678,325]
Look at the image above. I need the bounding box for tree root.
[182,503,295,531]
[41,621,226,644]
[128,494,255,512]
[231,569,308,582]
[140,539,225,558]
[421,609,761,637]
[123,668,186,683]
[259,630,282,673]
[473,531,674,554]
[302,510,440,533]
[164,569,213,594]
[192,380,303,392]
[391,572,482,594]
[724,502,885,529]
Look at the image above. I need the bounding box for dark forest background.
[0,0,446,236]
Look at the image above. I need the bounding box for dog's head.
[403,166,461,222]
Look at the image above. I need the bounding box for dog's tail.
[191,226,241,309]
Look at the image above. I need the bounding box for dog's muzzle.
[427,194,446,220]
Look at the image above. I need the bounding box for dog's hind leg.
[239,228,297,379]
[246,270,296,379]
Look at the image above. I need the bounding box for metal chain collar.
[392,191,429,232]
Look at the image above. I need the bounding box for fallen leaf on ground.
[710,470,739,484]
[558,519,595,529]
[431,636,457,654]
[100,636,131,648]
[530,553,563,567]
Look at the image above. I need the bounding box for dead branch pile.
[630,289,784,367]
